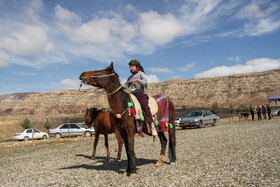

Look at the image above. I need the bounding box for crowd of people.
[250,105,272,121]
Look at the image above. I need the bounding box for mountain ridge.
[1,69,279,115]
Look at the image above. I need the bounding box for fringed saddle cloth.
[129,94,170,137]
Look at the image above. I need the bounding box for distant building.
[268,95,280,108]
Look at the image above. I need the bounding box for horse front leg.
[121,129,136,178]
[155,131,167,167]
[104,134,110,161]
[92,132,100,159]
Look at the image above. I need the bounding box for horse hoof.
[155,161,163,167]
[122,172,127,177]
[155,155,165,167]
[170,162,176,166]
[129,173,137,178]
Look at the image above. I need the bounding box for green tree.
[21,118,32,129]
[43,119,52,130]
[210,102,220,115]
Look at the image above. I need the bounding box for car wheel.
[212,119,216,126]
[23,136,29,141]
[42,135,48,139]
[84,131,92,137]
[197,121,202,128]
[54,133,62,139]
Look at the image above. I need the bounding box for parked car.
[271,109,279,116]
[14,129,49,141]
[179,110,219,129]
[49,123,95,139]
[175,117,182,126]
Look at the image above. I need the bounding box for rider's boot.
[151,123,158,136]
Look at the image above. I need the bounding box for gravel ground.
[0,119,279,186]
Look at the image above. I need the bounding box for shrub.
[21,117,32,129]
[210,102,220,114]
[43,119,52,130]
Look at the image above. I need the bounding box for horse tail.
[167,98,176,162]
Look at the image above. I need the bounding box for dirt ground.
[0,118,279,186]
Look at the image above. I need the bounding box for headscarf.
[128,60,145,73]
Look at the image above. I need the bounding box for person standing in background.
[267,104,271,120]
[250,106,255,120]
[256,106,262,120]
[262,105,267,120]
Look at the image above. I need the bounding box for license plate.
[184,123,190,125]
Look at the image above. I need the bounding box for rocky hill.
[0,69,279,116]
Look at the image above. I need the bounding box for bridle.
[79,72,130,96]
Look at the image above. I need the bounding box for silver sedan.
[179,110,219,129]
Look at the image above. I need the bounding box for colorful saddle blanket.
[130,95,171,137]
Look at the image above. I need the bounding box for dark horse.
[84,107,123,161]
[80,62,176,177]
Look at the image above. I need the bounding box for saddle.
[129,94,158,117]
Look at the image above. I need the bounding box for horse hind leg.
[168,126,176,166]
[104,134,110,161]
[113,131,123,162]
[167,99,176,166]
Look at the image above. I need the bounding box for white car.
[271,109,279,116]
[175,118,182,126]
[14,129,49,141]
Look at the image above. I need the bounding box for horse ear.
[109,61,114,73]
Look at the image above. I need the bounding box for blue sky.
[0,0,280,95]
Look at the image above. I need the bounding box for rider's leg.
[134,93,158,136]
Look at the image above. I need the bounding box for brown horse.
[84,108,123,161]
[80,62,176,177]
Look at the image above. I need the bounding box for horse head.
[84,107,100,128]
[79,62,116,88]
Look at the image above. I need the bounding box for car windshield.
[186,111,202,117]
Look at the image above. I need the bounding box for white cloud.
[148,67,173,74]
[0,51,9,67]
[11,71,36,76]
[179,0,223,34]
[179,62,195,72]
[195,58,280,78]
[228,56,242,62]
[139,11,184,45]
[146,74,159,83]
[55,5,81,24]
[60,78,81,89]
[237,1,280,36]
[0,25,52,56]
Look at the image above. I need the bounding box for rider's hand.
[130,79,138,83]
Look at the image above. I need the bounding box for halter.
[80,72,130,96]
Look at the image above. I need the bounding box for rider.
[124,60,158,136]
